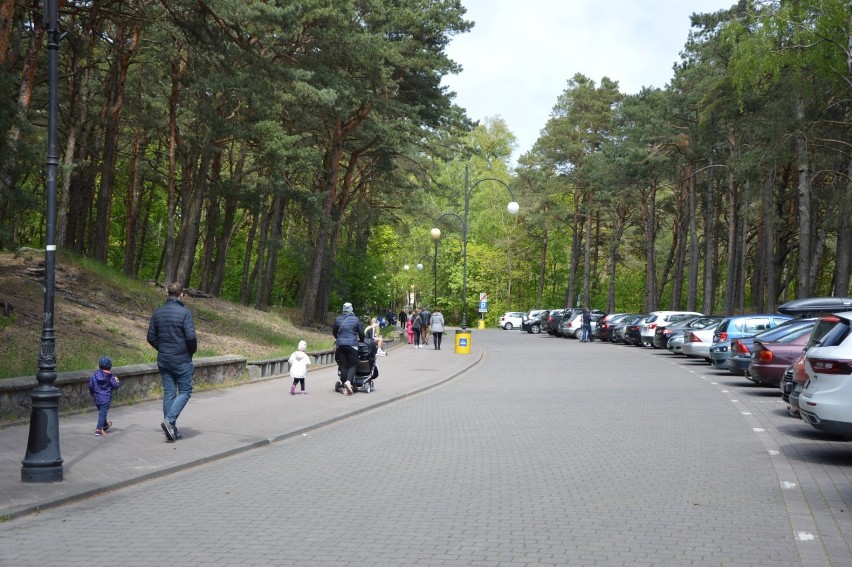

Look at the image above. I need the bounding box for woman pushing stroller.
[333,302,366,395]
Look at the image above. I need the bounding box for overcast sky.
[443,0,732,162]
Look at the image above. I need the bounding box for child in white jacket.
[288,340,312,395]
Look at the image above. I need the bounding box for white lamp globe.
[430,227,441,239]
[507,201,520,215]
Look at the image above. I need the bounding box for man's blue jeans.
[160,361,194,425]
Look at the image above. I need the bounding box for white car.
[498,312,525,330]
[798,312,852,438]
[681,326,720,361]
[640,311,704,347]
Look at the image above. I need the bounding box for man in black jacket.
[147,282,197,441]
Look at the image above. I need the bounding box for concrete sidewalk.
[0,338,481,520]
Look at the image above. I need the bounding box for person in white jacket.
[430,308,446,350]
[288,340,312,395]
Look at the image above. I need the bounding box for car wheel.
[573,329,582,339]
[531,324,540,334]
[504,322,513,330]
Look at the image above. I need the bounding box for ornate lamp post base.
[21,385,64,482]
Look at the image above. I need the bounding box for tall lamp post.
[431,165,519,330]
[22,0,65,482]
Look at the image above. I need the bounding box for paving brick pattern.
[2,331,851,566]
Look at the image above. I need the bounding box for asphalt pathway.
[2,329,852,566]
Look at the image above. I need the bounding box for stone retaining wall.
[0,355,246,425]
[1,336,398,426]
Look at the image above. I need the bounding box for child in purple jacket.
[88,357,120,436]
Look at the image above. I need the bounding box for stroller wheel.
[365,381,373,393]
[335,381,342,393]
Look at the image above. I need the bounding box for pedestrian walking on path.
[147,282,197,441]
[88,356,120,436]
[430,307,445,350]
[411,307,423,349]
[419,305,431,346]
[288,340,311,395]
[332,302,365,395]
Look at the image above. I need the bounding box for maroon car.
[747,325,812,387]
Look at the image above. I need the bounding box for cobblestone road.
[3,331,851,566]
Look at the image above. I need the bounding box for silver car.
[681,325,720,361]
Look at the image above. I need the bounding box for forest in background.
[0,0,849,329]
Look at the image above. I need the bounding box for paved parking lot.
[2,330,851,566]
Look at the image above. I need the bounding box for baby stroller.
[334,339,379,394]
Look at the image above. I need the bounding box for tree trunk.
[209,196,239,297]
[57,36,92,247]
[687,165,699,312]
[537,226,548,306]
[121,125,145,276]
[724,169,739,315]
[641,180,658,313]
[0,23,43,248]
[582,195,592,307]
[605,207,627,313]
[250,198,272,309]
[795,92,812,297]
[163,48,185,284]
[702,161,718,315]
[93,24,140,263]
[240,210,259,305]
[174,146,215,286]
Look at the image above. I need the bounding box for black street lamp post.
[432,165,519,330]
[21,0,65,483]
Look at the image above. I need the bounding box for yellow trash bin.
[477,319,486,330]
[455,330,472,354]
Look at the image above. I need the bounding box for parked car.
[545,309,567,335]
[641,311,703,346]
[610,314,643,344]
[522,309,551,334]
[709,314,793,369]
[624,316,648,346]
[594,313,629,341]
[727,319,817,376]
[681,324,722,361]
[798,312,852,438]
[498,312,525,330]
[708,342,732,370]
[640,311,704,347]
[652,316,721,349]
[747,323,814,387]
[784,314,845,417]
[559,309,605,339]
[667,332,687,354]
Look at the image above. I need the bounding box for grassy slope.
[0,252,335,380]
